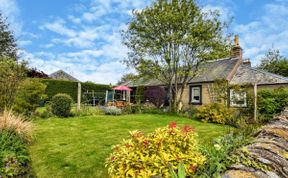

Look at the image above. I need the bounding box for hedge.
[257,88,288,121]
[38,79,111,102]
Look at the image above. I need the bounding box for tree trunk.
[168,82,173,112]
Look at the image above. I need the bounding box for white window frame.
[190,86,201,104]
[230,89,247,107]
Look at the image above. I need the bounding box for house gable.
[49,70,80,82]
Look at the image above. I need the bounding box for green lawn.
[29,114,232,178]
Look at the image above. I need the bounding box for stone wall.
[222,108,288,178]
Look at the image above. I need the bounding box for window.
[230,89,247,107]
[190,85,202,104]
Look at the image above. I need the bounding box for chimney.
[243,58,251,67]
[231,35,243,60]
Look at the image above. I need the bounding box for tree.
[0,57,26,111]
[27,67,50,78]
[123,0,231,112]
[117,73,138,85]
[257,48,288,77]
[144,86,167,107]
[13,79,47,116]
[0,12,18,60]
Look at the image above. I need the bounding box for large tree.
[123,0,231,112]
[257,48,288,77]
[117,73,138,85]
[0,12,18,60]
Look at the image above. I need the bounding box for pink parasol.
[113,85,133,91]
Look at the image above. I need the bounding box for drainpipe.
[254,83,257,122]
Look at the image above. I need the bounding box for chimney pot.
[243,59,251,67]
[231,35,243,60]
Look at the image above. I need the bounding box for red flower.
[182,125,194,133]
[125,143,132,148]
[168,122,177,129]
[143,140,150,148]
[110,156,117,161]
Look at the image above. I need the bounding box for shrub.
[196,103,235,125]
[34,106,53,119]
[144,86,167,107]
[0,58,26,111]
[0,131,32,177]
[181,105,198,119]
[121,104,137,114]
[196,133,251,177]
[13,79,47,116]
[51,93,73,117]
[257,88,288,122]
[106,122,206,177]
[102,106,122,115]
[74,106,104,116]
[122,103,162,115]
[141,102,161,114]
[0,110,32,142]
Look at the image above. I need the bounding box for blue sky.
[0,0,287,84]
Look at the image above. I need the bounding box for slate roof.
[230,65,288,85]
[122,57,239,87]
[122,57,288,87]
[49,70,80,82]
[190,57,239,82]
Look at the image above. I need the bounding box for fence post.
[105,90,108,104]
[92,90,95,106]
[77,82,81,112]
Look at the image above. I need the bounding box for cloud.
[31,0,146,84]
[202,5,234,23]
[234,1,288,65]
[18,40,32,46]
[203,1,288,66]
[41,19,77,37]
[20,49,131,84]
[0,0,22,35]
[0,0,22,32]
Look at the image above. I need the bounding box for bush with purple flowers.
[0,131,33,177]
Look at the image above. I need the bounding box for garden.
[1,50,287,178]
[2,84,287,177]
[28,113,231,178]
[1,0,288,177]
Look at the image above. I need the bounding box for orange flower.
[168,122,177,129]
[182,125,194,133]
[143,140,150,147]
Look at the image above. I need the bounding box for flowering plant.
[0,155,22,177]
[106,122,206,177]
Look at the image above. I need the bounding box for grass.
[29,114,232,178]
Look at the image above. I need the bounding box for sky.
[0,0,287,84]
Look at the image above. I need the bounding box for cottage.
[122,36,288,109]
[49,70,80,82]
